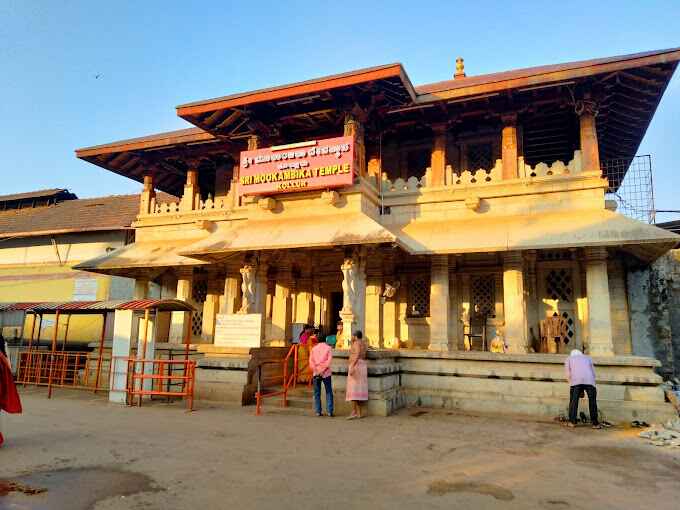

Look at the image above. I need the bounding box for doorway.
[328,292,343,333]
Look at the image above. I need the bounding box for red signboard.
[238,136,354,196]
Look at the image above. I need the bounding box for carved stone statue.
[239,264,255,314]
[341,257,356,313]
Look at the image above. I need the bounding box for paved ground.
[1,388,679,510]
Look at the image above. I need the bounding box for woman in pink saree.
[345,330,368,419]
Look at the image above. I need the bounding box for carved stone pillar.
[501,114,519,180]
[503,251,528,353]
[578,98,600,173]
[201,277,222,342]
[156,272,176,342]
[344,112,366,177]
[365,271,383,349]
[429,255,450,351]
[221,272,240,315]
[170,268,193,343]
[180,166,199,211]
[585,247,614,356]
[139,173,155,215]
[338,251,367,347]
[295,277,313,325]
[271,262,293,345]
[430,124,447,186]
[382,257,399,349]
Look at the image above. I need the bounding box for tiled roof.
[0,188,76,203]
[0,193,174,238]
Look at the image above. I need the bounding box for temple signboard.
[238,136,354,196]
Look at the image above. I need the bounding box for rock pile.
[639,417,680,447]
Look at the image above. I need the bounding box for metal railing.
[17,350,111,397]
[255,343,312,415]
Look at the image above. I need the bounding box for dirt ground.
[1,388,679,510]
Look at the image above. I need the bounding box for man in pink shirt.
[309,330,334,417]
[565,349,600,428]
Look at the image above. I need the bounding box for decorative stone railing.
[519,150,582,178]
[144,189,237,216]
[380,159,503,193]
[379,151,583,196]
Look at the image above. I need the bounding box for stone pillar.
[585,247,614,356]
[201,277,222,342]
[579,100,600,173]
[155,272,176,342]
[338,251,367,347]
[501,114,518,180]
[180,167,199,211]
[295,278,313,325]
[430,124,447,186]
[313,281,324,328]
[344,112,366,177]
[139,173,155,215]
[365,272,383,349]
[271,263,293,344]
[133,278,149,300]
[448,258,459,350]
[221,273,240,315]
[382,258,399,349]
[429,255,450,351]
[503,251,528,353]
[524,250,539,350]
[170,268,193,343]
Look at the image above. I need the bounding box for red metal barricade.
[113,357,196,411]
[17,350,111,397]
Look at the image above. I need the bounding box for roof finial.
[454,56,466,79]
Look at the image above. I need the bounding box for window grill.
[407,277,430,317]
[471,275,495,316]
[546,269,574,303]
[602,155,655,224]
[191,280,207,337]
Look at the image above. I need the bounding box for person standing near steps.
[346,331,368,419]
[309,333,334,417]
[565,348,600,429]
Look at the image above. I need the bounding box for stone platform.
[195,347,677,423]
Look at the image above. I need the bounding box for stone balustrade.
[143,188,237,217]
[379,151,584,196]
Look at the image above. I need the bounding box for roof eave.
[176,63,414,117]
[415,49,680,104]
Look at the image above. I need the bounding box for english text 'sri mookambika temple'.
[74,48,680,419]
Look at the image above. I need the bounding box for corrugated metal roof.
[23,299,194,314]
[0,302,43,311]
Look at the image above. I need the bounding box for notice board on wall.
[214,313,262,348]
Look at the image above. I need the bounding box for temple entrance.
[328,292,343,333]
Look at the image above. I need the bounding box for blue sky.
[1,1,679,221]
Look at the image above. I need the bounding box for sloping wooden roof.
[76,48,680,194]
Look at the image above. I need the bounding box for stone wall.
[628,249,680,379]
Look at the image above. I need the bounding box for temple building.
[74,48,680,420]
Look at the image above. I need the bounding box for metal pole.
[94,312,107,393]
[61,315,71,351]
[138,308,150,407]
[47,310,60,398]
[182,310,192,393]
[20,312,37,383]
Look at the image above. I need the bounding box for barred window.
[408,277,430,317]
[471,275,495,316]
[191,280,207,337]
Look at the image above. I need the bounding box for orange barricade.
[17,350,111,397]
[115,357,196,411]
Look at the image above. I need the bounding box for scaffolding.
[602,155,655,224]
